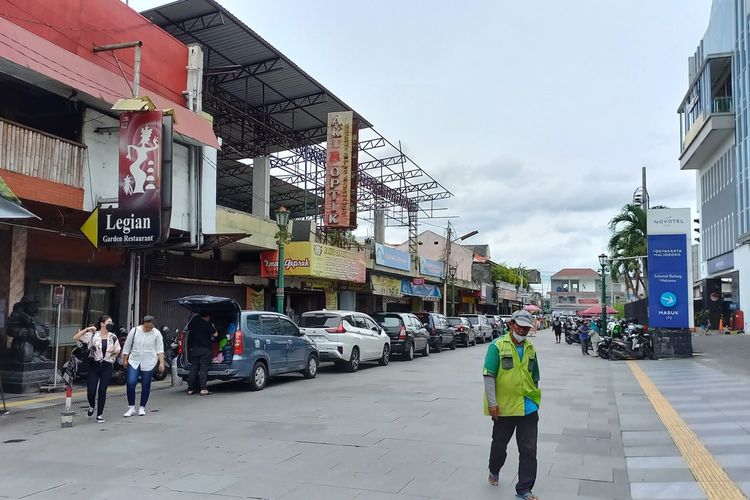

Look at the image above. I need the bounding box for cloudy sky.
[131,0,710,280]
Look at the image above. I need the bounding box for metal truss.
[158,3,452,228]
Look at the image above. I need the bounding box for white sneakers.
[124,406,147,417]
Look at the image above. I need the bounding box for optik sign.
[647,208,693,329]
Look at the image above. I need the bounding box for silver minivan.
[459,314,493,343]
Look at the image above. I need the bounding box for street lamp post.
[449,265,457,316]
[598,253,608,337]
[275,206,291,314]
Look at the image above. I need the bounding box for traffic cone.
[719,317,725,333]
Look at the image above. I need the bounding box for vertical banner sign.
[647,208,693,328]
[349,118,359,228]
[107,110,162,246]
[325,111,356,229]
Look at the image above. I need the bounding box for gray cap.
[142,315,155,323]
[510,309,533,328]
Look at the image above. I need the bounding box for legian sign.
[324,111,358,229]
[647,208,693,328]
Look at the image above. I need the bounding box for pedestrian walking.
[578,322,590,355]
[187,311,218,396]
[589,319,601,355]
[73,315,121,423]
[552,317,562,344]
[483,309,541,500]
[122,315,165,417]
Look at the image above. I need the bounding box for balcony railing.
[713,96,733,113]
[0,118,86,187]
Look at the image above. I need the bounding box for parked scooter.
[596,336,613,359]
[153,326,176,381]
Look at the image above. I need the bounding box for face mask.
[105,323,115,332]
[512,332,527,343]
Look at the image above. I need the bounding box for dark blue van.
[175,296,318,391]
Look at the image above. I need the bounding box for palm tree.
[608,204,647,298]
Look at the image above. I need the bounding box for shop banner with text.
[114,110,162,246]
[647,208,692,329]
[371,275,403,297]
[375,243,411,271]
[324,111,358,229]
[260,242,366,283]
[420,257,445,278]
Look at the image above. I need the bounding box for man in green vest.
[483,309,541,500]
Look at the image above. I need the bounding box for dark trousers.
[188,347,211,391]
[87,360,113,416]
[580,339,589,354]
[489,411,538,494]
[126,365,155,407]
[554,331,561,342]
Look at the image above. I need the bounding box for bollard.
[61,385,74,428]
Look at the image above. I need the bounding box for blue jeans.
[126,364,154,407]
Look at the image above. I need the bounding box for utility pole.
[443,223,452,316]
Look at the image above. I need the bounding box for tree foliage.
[607,204,647,298]
[491,262,528,288]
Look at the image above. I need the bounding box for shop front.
[401,279,442,313]
[260,241,367,317]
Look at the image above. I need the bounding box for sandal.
[488,472,499,486]
[516,492,539,500]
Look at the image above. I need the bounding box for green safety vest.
[483,335,541,417]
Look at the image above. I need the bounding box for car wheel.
[450,338,456,350]
[379,344,390,366]
[422,343,430,357]
[303,354,318,379]
[404,343,414,361]
[435,339,442,352]
[347,347,360,372]
[250,361,267,391]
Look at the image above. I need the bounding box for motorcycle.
[596,336,613,359]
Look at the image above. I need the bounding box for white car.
[299,310,391,372]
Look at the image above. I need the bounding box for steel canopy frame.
[142,0,452,230]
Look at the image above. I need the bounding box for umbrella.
[0,175,39,219]
[578,304,618,316]
[523,304,542,312]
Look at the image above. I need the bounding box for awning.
[0,16,219,149]
[0,175,38,219]
[401,280,442,299]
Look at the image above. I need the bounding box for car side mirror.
[296,329,305,336]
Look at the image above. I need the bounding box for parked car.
[299,310,390,372]
[371,312,430,360]
[174,295,319,391]
[460,314,493,343]
[415,312,456,351]
[447,316,475,347]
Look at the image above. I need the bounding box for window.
[570,280,580,292]
[261,315,282,335]
[300,314,339,328]
[352,315,368,329]
[363,317,380,331]
[37,284,113,346]
[246,315,262,334]
[279,317,299,336]
[372,315,401,328]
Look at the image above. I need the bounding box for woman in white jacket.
[122,315,165,417]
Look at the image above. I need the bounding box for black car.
[447,316,475,347]
[415,312,456,352]
[372,312,430,360]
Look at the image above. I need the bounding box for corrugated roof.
[141,0,371,148]
[551,268,600,279]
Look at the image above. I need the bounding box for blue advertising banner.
[375,243,411,271]
[401,280,442,299]
[420,257,445,278]
[647,234,689,328]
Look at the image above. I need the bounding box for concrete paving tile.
[549,461,614,482]
[278,483,360,500]
[630,481,706,499]
[625,467,696,483]
[621,431,674,447]
[163,473,243,495]
[624,445,681,457]
[701,434,750,446]
[626,456,689,469]
[579,478,631,499]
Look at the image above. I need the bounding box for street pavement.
[691,333,750,377]
[0,330,747,499]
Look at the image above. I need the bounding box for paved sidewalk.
[1,331,744,499]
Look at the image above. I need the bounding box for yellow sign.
[81,208,99,248]
[325,291,338,309]
[261,242,366,283]
[371,275,402,297]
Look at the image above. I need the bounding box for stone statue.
[6,295,50,363]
